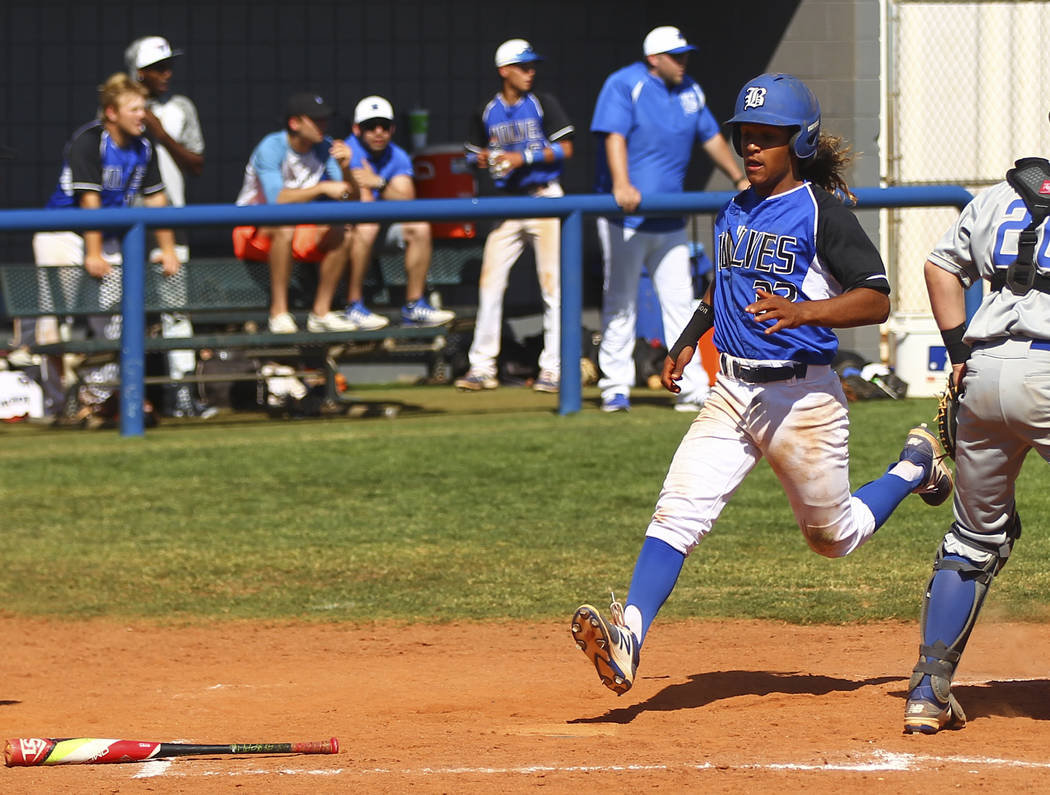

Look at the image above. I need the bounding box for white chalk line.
[130,751,1050,779]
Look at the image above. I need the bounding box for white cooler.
[886,313,951,398]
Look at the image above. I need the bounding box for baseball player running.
[572,73,953,697]
[455,39,574,393]
[591,26,749,412]
[902,149,1050,733]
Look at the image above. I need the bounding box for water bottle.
[488,137,509,178]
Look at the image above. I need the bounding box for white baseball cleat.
[571,602,639,695]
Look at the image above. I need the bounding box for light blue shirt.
[591,62,720,231]
[235,131,344,206]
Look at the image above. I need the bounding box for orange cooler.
[412,145,477,239]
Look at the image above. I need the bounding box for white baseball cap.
[494,39,544,68]
[642,26,697,57]
[125,36,183,71]
[354,95,395,124]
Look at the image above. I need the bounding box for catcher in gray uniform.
[903,153,1050,734]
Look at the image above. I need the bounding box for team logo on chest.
[743,87,767,109]
[679,91,699,115]
[718,225,798,274]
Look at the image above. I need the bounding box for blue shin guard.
[906,516,1020,732]
[911,556,976,702]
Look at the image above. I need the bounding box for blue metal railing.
[0,184,975,436]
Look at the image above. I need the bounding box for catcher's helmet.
[725,73,821,160]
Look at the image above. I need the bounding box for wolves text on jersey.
[489,118,543,146]
[718,225,798,274]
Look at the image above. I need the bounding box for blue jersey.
[466,91,573,193]
[591,62,721,232]
[235,131,343,206]
[348,137,413,199]
[45,120,164,211]
[712,183,890,364]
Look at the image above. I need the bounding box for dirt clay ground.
[3,616,1050,793]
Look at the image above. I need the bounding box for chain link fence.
[885,0,1050,392]
[888,0,1050,314]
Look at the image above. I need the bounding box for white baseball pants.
[468,183,563,375]
[596,219,709,402]
[645,363,877,558]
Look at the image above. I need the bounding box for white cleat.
[570,602,639,695]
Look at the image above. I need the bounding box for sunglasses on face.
[361,120,392,133]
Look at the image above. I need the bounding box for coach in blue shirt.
[592,26,748,413]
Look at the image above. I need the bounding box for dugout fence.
[0,186,973,436]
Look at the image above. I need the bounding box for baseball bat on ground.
[4,736,339,766]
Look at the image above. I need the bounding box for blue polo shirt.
[348,137,413,199]
[591,62,721,232]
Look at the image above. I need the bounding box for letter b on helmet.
[726,73,821,160]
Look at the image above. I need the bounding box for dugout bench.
[0,242,484,418]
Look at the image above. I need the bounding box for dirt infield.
[2,616,1050,793]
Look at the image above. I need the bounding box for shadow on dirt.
[885,678,1050,723]
[570,669,901,724]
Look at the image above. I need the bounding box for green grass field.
[2,386,1047,625]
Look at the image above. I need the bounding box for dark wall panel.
[0,1,800,260]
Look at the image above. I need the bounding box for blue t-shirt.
[591,62,720,232]
[45,120,164,211]
[466,91,574,193]
[348,137,413,199]
[712,183,890,364]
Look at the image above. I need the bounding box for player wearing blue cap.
[591,26,749,413]
[572,73,953,697]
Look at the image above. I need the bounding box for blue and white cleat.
[601,393,630,413]
[401,297,455,327]
[346,300,390,330]
[532,369,559,393]
[899,423,953,506]
[571,600,639,695]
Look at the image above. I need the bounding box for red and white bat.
[4,736,339,766]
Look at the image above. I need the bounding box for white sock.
[623,604,643,644]
[890,460,924,485]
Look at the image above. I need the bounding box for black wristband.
[669,302,714,360]
[940,323,972,365]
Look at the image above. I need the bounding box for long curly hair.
[800,134,856,204]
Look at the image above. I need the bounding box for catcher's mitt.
[936,373,961,459]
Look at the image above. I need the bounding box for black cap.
[286,92,334,120]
